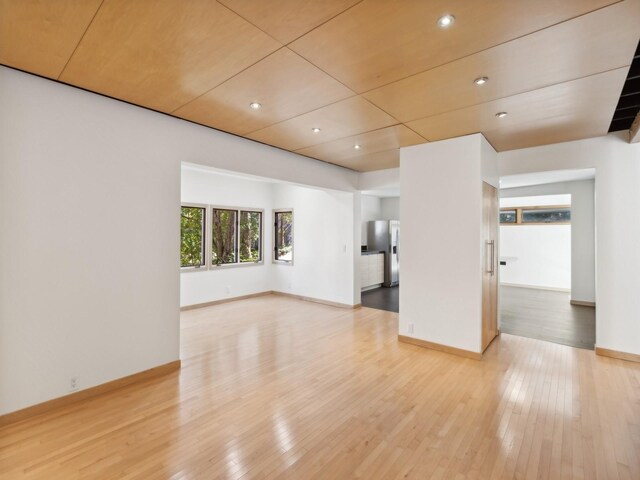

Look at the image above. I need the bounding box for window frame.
[500,205,571,226]
[180,202,208,272]
[273,208,294,266]
[180,203,264,273]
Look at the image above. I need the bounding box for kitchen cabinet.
[361,252,385,289]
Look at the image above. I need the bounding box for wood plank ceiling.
[1,0,639,171]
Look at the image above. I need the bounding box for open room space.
[2,1,640,478]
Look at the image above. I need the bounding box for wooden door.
[482,182,499,351]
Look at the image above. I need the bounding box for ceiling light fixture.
[474,76,488,85]
[495,112,508,118]
[354,144,361,150]
[437,14,455,28]
[312,127,321,133]
[249,102,262,110]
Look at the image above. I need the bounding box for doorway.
[360,195,400,313]
[498,174,596,350]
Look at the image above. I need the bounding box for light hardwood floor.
[1,296,639,479]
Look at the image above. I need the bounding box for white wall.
[400,134,498,353]
[361,195,382,246]
[0,68,180,414]
[381,197,400,220]
[499,133,640,355]
[500,181,595,302]
[180,166,273,306]
[359,168,400,197]
[272,184,355,306]
[499,194,572,291]
[0,66,361,415]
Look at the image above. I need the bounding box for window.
[500,205,571,225]
[239,210,262,262]
[274,210,293,263]
[522,207,571,224]
[180,205,206,268]
[499,209,517,224]
[211,208,237,265]
[181,204,263,271]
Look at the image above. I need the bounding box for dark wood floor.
[361,286,399,312]
[500,286,596,350]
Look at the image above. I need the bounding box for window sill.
[272,260,294,266]
[211,261,264,270]
[180,262,264,273]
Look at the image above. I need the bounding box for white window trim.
[272,208,294,266]
[180,203,264,273]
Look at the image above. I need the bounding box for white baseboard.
[181,290,360,311]
[500,283,571,293]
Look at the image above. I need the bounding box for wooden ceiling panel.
[0,0,102,79]
[247,97,397,151]
[290,0,619,93]
[364,1,640,122]
[296,125,425,162]
[217,0,361,44]
[59,0,281,112]
[406,68,629,152]
[174,48,354,136]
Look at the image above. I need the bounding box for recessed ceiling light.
[312,127,321,133]
[437,14,455,28]
[354,144,361,150]
[495,112,508,118]
[249,102,262,110]
[474,76,489,85]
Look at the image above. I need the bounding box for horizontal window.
[499,209,517,224]
[181,204,263,271]
[500,205,571,226]
[522,208,571,224]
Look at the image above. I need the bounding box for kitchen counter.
[361,250,385,255]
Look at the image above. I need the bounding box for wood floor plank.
[0,296,638,479]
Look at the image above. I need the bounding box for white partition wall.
[0,66,361,416]
[399,134,498,355]
[499,133,640,357]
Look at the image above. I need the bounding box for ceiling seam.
[56,0,105,80]
[170,0,364,115]
[214,0,282,45]
[347,1,629,96]
[164,0,290,114]
[401,65,631,125]
[283,0,366,47]
[242,91,408,139]
[244,64,629,143]
[168,45,285,114]
[293,124,419,154]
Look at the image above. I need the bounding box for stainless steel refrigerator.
[367,220,400,287]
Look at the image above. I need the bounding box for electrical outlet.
[408,323,414,334]
[287,283,292,290]
[225,286,231,294]
[69,376,78,392]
